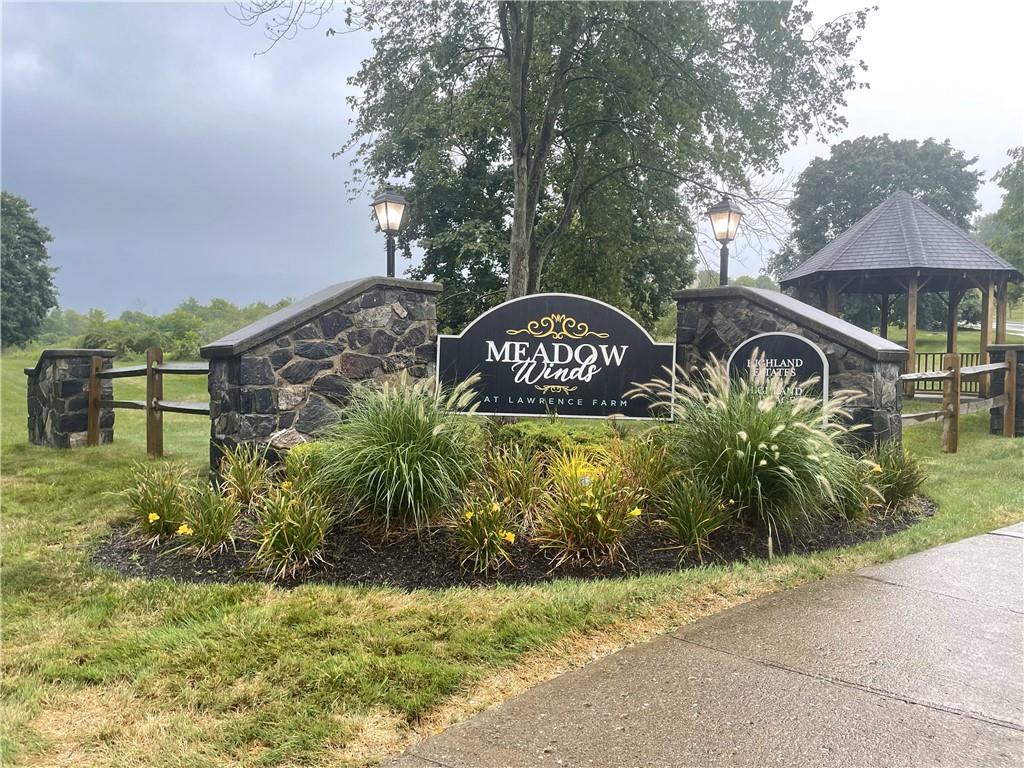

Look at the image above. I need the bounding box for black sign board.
[437,293,674,419]
[727,332,828,408]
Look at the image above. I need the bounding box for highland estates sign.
[437,293,674,418]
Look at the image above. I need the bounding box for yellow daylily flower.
[147,512,160,523]
[628,507,643,518]
[871,464,883,474]
[177,523,194,536]
[489,501,501,513]
[463,510,474,521]
[501,531,516,544]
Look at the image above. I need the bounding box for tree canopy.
[978,146,1024,301]
[1,192,58,347]
[766,135,984,332]
[242,0,870,330]
[767,135,982,279]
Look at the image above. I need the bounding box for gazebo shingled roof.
[779,191,1021,394]
[781,191,1021,294]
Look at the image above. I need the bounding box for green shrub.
[485,444,545,531]
[631,358,864,543]
[122,463,187,544]
[251,486,335,579]
[453,495,517,573]
[219,442,274,508]
[283,441,327,488]
[491,418,616,454]
[312,373,484,533]
[181,482,241,556]
[871,440,926,509]
[658,474,732,562]
[534,447,643,567]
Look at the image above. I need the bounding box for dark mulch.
[91,497,935,591]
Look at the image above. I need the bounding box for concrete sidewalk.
[386,524,1024,768]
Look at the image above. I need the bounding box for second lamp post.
[371,188,408,278]
[707,194,745,286]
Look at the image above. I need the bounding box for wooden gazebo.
[780,191,1022,393]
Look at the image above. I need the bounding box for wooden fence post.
[87,355,103,447]
[1004,350,1017,438]
[146,347,164,459]
[941,352,960,454]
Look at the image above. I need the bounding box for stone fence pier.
[674,286,910,444]
[200,276,441,469]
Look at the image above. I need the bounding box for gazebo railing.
[913,352,979,394]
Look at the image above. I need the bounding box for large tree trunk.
[507,154,531,298]
[501,1,533,299]
[501,2,582,298]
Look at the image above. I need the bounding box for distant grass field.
[884,325,1024,354]
[2,348,1022,767]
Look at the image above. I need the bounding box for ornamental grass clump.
[251,484,335,579]
[820,451,881,521]
[534,447,644,567]
[122,462,187,544]
[485,444,545,531]
[630,357,865,547]
[453,494,517,574]
[611,431,673,501]
[220,442,275,508]
[181,481,241,556]
[871,439,926,510]
[658,475,732,563]
[312,373,483,533]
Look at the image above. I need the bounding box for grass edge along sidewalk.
[1,350,1022,768]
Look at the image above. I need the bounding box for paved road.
[385,525,1024,768]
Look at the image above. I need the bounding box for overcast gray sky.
[3,1,1022,315]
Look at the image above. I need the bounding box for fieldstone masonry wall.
[675,287,909,444]
[201,276,441,469]
[24,349,114,448]
[987,344,1024,437]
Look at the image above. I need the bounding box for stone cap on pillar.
[200,276,442,359]
[674,286,909,362]
[24,349,115,376]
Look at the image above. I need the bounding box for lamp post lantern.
[371,188,407,278]
[707,194,745,286]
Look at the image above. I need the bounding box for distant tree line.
[38,297,291,359]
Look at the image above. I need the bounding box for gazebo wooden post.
[996,278,1009,344]
[979,277,993,397]
[905,273,919,397]
[825,278,839,316]
[879,293,890,339]
[945,286,962,354]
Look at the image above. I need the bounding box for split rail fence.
[899,350,1017,453]
[87,346,209,458]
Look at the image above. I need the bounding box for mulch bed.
[91,497,935,590]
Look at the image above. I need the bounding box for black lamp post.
[707,194,745,286]
[370,188,407,277]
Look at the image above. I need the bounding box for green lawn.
[2,349,1022,767]
[884,325,1024,354]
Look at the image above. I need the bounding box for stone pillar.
[675,286,909,445]
[988,344,1024,437]
[202,276,442,472]
[25,350,115,448]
